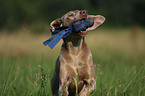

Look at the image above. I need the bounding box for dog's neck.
[62,35,87,55]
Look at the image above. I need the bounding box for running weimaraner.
[51,10,105,96]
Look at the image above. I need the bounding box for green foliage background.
[0,0,145,30]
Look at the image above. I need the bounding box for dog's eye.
[68,13,75,17]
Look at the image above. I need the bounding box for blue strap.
[43,30,66,49]
[43,26,72,49]
[43,18,94,49]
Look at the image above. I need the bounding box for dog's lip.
[77,30,88,36]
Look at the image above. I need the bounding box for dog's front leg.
[79,78,96,96]
[59,79,70,96]
[79,79,96,96]
[58,62,70,96]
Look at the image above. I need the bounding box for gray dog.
[51,10,105,96]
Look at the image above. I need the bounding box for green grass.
[0,28,145,96]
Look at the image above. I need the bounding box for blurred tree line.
[0,0,145,30]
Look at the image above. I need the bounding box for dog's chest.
[69,54,87,67]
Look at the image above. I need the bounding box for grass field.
[0,27,145,96]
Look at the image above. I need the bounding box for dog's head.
[50,10,105,36]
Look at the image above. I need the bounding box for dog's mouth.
[77,30,88,36]
[71,16,94,37]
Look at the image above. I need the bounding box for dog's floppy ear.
[87,15,105,31]
[50,18,62,29]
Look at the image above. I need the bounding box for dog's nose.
[80,10,88,15]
